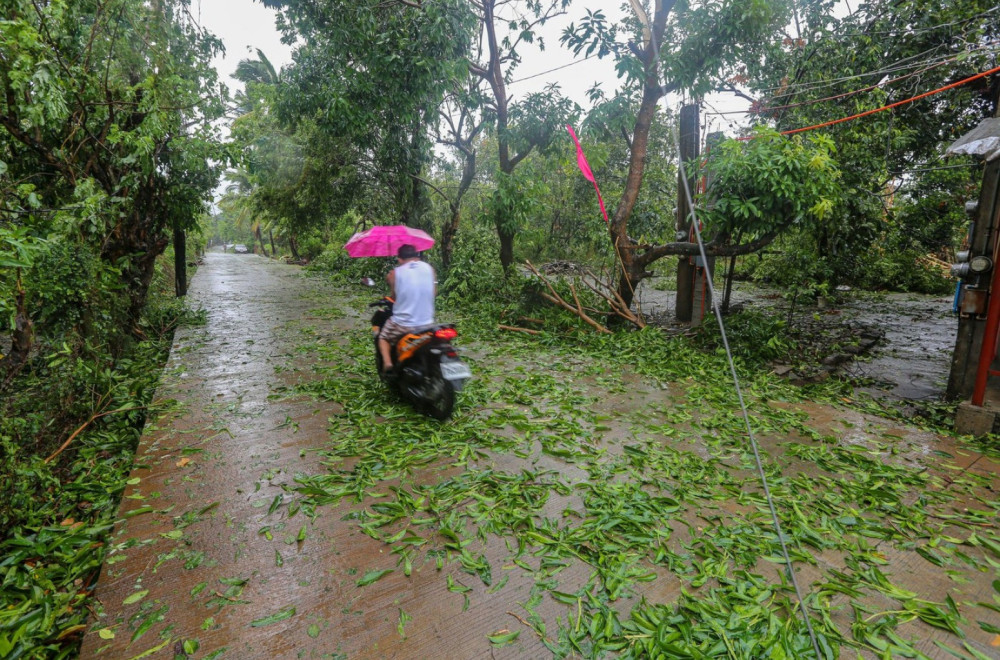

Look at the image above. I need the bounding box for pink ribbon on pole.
[566,125,609,225]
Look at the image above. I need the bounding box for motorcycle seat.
[411,323,454,335]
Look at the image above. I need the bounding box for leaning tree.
[563,0,844,308]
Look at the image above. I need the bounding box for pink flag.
[566,125,609,224]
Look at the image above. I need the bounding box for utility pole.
[948,83,1000,403]
[675,104,700,322]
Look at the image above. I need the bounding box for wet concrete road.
[79,253,394,658]
[81,253,562,659]
[80,253,999,659]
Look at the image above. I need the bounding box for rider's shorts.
[379,318,417,345]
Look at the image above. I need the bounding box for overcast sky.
[194,1,628,105]
[193,0,749,128]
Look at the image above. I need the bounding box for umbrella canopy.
[344,225,435,258]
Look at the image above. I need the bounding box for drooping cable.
[674,127,823,657]
[637,5,824,654]
[778,62,1000,135]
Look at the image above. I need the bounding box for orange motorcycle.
[368,297,471,420]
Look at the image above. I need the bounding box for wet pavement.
[839,293,956,401]
[80,254,999,659]
[80,253,365,659]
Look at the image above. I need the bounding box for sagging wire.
[509,53,601,85]
[779,62,1000,136]
[641,6,824,655]
[673,124,824,658]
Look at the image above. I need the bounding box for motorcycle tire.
[423,374,455,420]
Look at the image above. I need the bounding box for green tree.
[466,0,579,272]
[263,0,475,229]
[738,0,996,285]
[263,0,581,272]
[0,0,226,371]
[563,0,802,307]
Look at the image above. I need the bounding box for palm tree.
[226,50,284,258]
[234,48,279,85]
[231,49,280,116]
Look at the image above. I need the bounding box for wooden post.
[675,104,699,322]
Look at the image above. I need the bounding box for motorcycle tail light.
[434,328,458,340]
[446,351,457,358]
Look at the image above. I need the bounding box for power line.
[759,55,958,112]
[508,53,601,85]
[778,62,1000,136]
[761,45,977,97]
[672,112,825,659]
[649,9,823,653]
[704,43,998,117]
[816,5,1000,39]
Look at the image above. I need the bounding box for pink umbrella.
[344,225,436,258]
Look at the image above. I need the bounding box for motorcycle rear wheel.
[423,375,455,420]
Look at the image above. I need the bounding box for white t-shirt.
[392,260,435,327]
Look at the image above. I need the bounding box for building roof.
[947,118,1000,162]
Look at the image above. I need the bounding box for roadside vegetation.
[1,1,220,656]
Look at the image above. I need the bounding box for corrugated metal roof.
[947,118,1000,162]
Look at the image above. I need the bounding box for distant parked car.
[234,244,249,254]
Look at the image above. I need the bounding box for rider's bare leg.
[378,337,393,371]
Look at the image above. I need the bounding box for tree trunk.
[609,3,672,310]
[497,223,515,275]
[4,270,33,377]
[173,222,187,297]
[483,0,523,273]
[269,228,276,258]
[615,257,645,312]
[256,226,268,257]
[722,255,737,314]
[289,234,300,260]
[440,149,476,271]
[101,191,171,329]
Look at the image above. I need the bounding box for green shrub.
[694,308,793,366]
[439,225,507,304]
[299,235,326,261]
[24,239,125,341]
[0,251,194,656]
[309,245,393,283]
[855,247,953,295]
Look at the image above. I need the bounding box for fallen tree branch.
[578,270,647,329]
[539,291,612,333]
[499,324,542,335]
[526,260,612,333]
[44,405,147,464]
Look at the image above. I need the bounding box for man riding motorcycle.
[377,243,436,373]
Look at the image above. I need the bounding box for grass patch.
[0,262,203,658]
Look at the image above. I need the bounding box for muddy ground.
[634,278,957,402]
